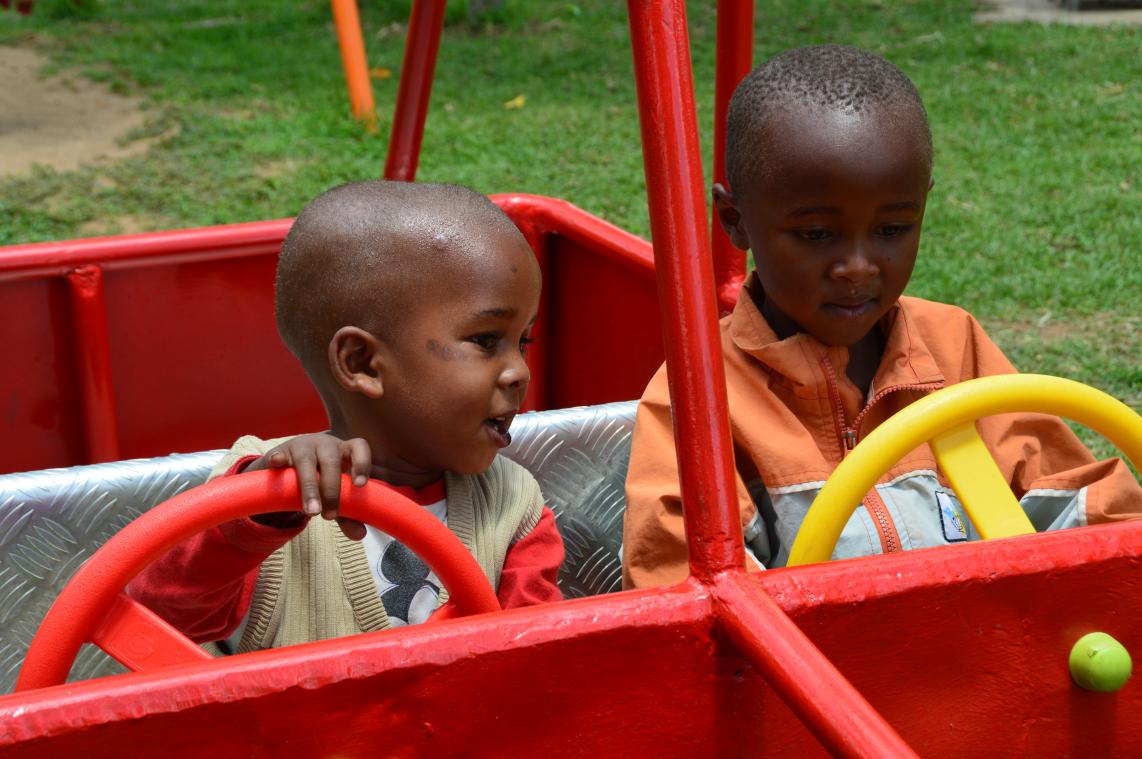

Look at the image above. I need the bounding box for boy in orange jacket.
[623,45,1141,588]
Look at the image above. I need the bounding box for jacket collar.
[728,272,945,392]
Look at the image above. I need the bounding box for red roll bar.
[711,0,753,311]
[376,1,751,295]
[625,1,918,754]
[626,0,744,582]
[383,0,448,180]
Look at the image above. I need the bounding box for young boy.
[622,45,1141,588]
[128,180,564,647]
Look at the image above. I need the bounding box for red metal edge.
[0,584,712,746]
[757,518,1142,611]
[0,195,658,282]
[0,218,295,280]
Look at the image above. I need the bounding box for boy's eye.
[796,228,832,242]
[519,336,535,356]
[878,223,914,238]
[470,334,499,351]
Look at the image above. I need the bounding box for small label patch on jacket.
[936,491,967,542]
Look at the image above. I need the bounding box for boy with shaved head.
[129,181,563,646]
[623,45,1141,587]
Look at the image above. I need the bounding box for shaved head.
[726,45,932,195]
[275,180,526,382]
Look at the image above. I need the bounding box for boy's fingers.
[291,452,323,516]
[317,447,344,517]
[345,439,371,486]
[337,517,366,541]
[265,449,289,468]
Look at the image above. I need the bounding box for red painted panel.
[545,233,664,408]
[100,256,325,460]
[751,522,1142,757]
[0,590,771,758]
[0,277,84,472]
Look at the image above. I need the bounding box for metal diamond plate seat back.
[0,400,636,692]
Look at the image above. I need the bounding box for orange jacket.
[622,275,1141,589]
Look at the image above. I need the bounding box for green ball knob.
[1070,632,1133,692]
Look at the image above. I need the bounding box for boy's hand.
[243,434,371,541]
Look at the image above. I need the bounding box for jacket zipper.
[820,358,941,555]
[849,380,946,441]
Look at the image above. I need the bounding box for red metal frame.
[377,0,750,297]
[0,196,668,474]
[66,265,120,463]
[627,0,743,583]
[711,0,753,312]
[4,2,1139,756]
[625,1,913,753]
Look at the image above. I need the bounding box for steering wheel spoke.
[788,375,1142,567]
[930,422,1033,540]
[93,592,214,673]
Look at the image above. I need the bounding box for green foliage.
[0,0,1138,443]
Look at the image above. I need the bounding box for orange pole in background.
[331,0,377,129]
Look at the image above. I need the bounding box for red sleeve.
[124,456,307,643]
[495,506,564,608]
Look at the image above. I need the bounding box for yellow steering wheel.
[787,374,1142,567]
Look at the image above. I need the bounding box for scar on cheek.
[426,339,458,360]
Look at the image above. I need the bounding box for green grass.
[1,0,1139,457]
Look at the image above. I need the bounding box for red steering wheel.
[15,470,501,692]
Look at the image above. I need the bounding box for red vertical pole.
[515,219,549,413]
[330,0,378,129]
[712,0,753,312]
[626,0,745,582]
[383,0,448,181]
[67,265,120,464]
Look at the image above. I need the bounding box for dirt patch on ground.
[976,0,1142,25]
[987,312,1141,342]
[76,213,173,237]
[0,46,157,177]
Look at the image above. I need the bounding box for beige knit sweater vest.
[208,436,544,650]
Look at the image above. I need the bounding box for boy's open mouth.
[484,415,514,447]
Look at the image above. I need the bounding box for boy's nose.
[831,245,880,282]
[499,352,531,391]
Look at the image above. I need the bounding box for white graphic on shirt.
[361,497,448,627]
[936,490,967,543]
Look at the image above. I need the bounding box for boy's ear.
[712,183,751,251]
[328,326,385,399]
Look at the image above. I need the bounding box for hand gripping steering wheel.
[787,374,1142,567]
[16,470,501,691]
